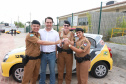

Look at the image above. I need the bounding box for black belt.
[75,54,91,63]
[62,49,68,52]
[26,55,41,60]
[57,46,73,54]
[20,55,41,66]
[42,52,54,54]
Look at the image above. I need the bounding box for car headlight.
[3,54,9,62]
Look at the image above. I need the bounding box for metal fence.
[111,28,126,38]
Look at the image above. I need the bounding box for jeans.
[39,52,56,84]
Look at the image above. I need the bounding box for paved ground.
[0,33,126,84]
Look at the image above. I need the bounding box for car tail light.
[107,47,112,58]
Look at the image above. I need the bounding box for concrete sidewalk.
[0,33,126,84]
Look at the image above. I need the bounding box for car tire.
[91,62,108,78]
[12,64,24,83]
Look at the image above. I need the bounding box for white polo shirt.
[39,28,60,52]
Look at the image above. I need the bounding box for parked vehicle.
[0,29,5,33]
[69,28,76,31]
[1,33,113,83]
[5,30,21,34]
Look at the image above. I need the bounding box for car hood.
[8,47,26,55]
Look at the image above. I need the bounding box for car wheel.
[12,64,24,83]
[91,62,108,78]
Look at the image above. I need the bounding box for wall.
[59,12,126,40]
[90,12,126,38]
[106,42,126,70]
[110,35,126,44]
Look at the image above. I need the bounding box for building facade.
[58,1,126,36]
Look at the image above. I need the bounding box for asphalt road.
[0,33,126,84]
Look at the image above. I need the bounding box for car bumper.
[1,62,15,77]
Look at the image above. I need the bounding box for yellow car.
[1,33,113,83]
[5,30,21,34]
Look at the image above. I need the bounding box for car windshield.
[75,36,96,49]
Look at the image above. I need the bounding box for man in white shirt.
[39,17,60,84]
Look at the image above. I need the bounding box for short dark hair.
[64,20,70,26]
[45,17,53,23]
[75,28,84,32]
[32,20,40,25]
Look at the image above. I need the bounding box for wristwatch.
[69,44,71,47]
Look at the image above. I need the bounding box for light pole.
[98,2,102,34]
[72,13,73,28]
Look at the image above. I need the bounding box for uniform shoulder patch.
[30,34,34,37]
[83,39,88,46]
[84,43,87,46]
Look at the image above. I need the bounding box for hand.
[56,53,58,58]
[64,38,69,41]
[61,39,64,43]
[55,40,61,44]
[64,40,69,46]
[64,38,70,43]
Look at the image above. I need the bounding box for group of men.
[22,17,91,84]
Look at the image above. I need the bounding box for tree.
[116,16,126,28]
[14,21,25,28]
[86,12,92,33]
[0,21,4,24]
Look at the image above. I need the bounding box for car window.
[87,37,96,48]
[75,36,79,42]
[75,36,96,49]
[95,36,101,43]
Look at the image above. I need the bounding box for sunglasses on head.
[64,25,69,27]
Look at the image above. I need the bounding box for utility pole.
[18,16,19,22]
[18,16,19,29]
[30,12,31,23]
[11,18,12,27]
[29,12,31,32]
[57,17,59,32]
